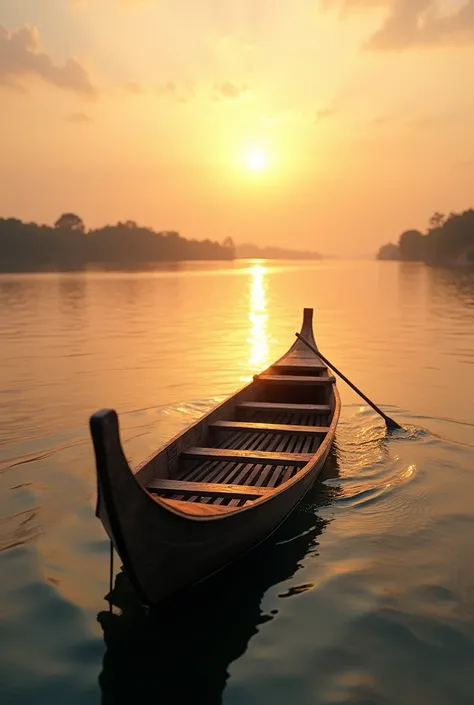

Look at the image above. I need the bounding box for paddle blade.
[385,416,402,430]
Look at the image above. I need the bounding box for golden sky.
[1,0,474,256]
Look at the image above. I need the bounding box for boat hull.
[90,308,340,605]
[94,409,337,604]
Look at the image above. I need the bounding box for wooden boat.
[90,308,340,606]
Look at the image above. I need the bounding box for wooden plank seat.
[256,374,336,385]
[273,357,325,368]
[159,497,248,515]
[147,478,272,500]
[272,363,326,374]
[210,420,329,436]
[238,402,331,413]
[182,447,313,467]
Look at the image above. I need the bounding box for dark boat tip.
[299,308,317,348]
[90,408,117,424]
[90,409,120,441]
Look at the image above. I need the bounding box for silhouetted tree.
[429,212,446,230]
[398,230,425,261]
[425,209,474,265]
[221,236,235,257]
[376,208,474,266]
[54,213,85,232]
[236,243,321,260]
[0,216,234,272]
[376,243,399,261]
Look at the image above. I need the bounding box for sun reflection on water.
[246,262,270,374]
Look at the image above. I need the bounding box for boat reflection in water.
[97,451,340,705]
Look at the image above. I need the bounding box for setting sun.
[246,150,268,172]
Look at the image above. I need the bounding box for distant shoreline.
[236,243,321,260]
[0,258,326,275]
[376,209,474,266]
[0,215,322,273]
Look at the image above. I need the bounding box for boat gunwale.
[133,306,325,481]
[123,306,340,522]
[146,383,340,521]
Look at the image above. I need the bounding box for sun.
[246,149,268,171]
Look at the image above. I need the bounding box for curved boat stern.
[90,409,151,604]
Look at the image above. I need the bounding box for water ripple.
[1,264,474,705]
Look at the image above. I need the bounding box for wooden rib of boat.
[90,308,340,605]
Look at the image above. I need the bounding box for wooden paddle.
[295,333,402,430]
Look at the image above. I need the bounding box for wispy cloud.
[0,24,96,96]
[456,158,474,169]
[127,80,250,103]
[369,112,449,129]
[126,81,146,95]
[65,111,92,123]
[260,110,296,125]
[404,111,454,130]
[405,116,438,130]
[372,115,389,125]
[327,0,474,50]
[315,107,337,122]
[126,80,194,102]
[70,0,150,5]
[367,0,474,50]
[157,81,194,103]
[213,81,250,101]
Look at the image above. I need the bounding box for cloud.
[0,24,96,95]
[213,81,249,101]
[65,111,92,123]
[366,0,474,50]
[328,0,474,49]
[315,107,336,121]
[157,81,194,102]
[70,0,150,5]
[405,111,454,130]
[126,81,146,95]
[260,111,296,125]
[405,116,438,130]
[367,112,451,130]
[456,158,474,169]
[124,80,194,102]
[372,115,389,125]
[126,79,251,104]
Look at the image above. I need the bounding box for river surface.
[1,260,474,705]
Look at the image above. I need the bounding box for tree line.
[0,214,235,272]
[377,209,474,266]
[236,242,321,260]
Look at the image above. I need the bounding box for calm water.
[1,260,474,705]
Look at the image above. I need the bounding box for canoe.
[90,307,340,606]
[98,461,340,703]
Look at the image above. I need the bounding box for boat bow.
[89,307,339,605]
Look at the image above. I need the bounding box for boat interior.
[145,335,337,512]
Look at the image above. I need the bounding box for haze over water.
[1,260,474,704]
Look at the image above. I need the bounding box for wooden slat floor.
[147,407,331,507]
